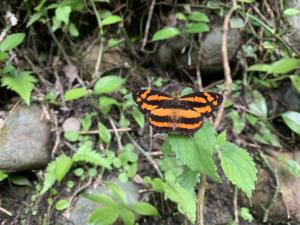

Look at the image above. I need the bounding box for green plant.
[84,182,159,225]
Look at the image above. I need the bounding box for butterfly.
[132,89,223,135]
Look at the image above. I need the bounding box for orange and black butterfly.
[132,89,223,135]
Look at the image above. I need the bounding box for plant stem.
[196,175,207,225]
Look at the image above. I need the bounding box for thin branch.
[141,0,156,50]
[0,206,13,217]
[108,117,122,151]
[78,127,131,135]
[233,186,239,224]
[213,0,237,129]
[196,175,208,225]
[90,0,104,77]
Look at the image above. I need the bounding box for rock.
[240,150,300,223]
[285,0,300,52]
[0,105,51,173]
[62,117,81,132]
[68,181,140,225]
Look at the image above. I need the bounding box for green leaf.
[131,108,145,128]
[1,71,37,105]
[290,75,300,93]
[88,206,120,225]
[99,96,119,115]
[281,111,300,135]
[230,111,245,134]
[9,175,32,186]
[240,207,254,222]
[64,87,88,101]
[176,12,187,21]
[180,87,193,96]
[55,154,73,182]
[152,27,180,41]
[68,23,79,37]
[93,75,126,94]
[270,58,300,74]
[119,208,135,225]
[220,142,257,198]
[98,122,111,144]
[167,122,220,182]
[230,17,245,28]
[81,113,93,131]
[238,0,254,2]
[102,15,123,26]
[55,6,71,24]
[177,167,198,192]
[144,177,164,192]
[284,8,300,17]
[253,122,281,148]
[64,131,80,142]
[247,64,270,72]
[0,171,8,182]
[0,33,25,51]
[131,202,159,216]
[84,194,117,207]
[216,130,227,147]
[73,141,111,169]
[0,51,7,61]
[55,199,70,211]
[188,12,209,22]
[248,90,267,118]
[185,22,209,33]
[26,11,44,27]
[105,181,127,204]
[163,171,196,223]
[287,160,300,177]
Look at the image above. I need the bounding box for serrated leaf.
[64,87,88,101]
[284,8,300,16]
[26,11,44,27]
[98,122,111,144]
[93,75,126,94]
[0,33,25,51]
[131,108,145,128]
[55,199,70,211]
[185,22,209,33]
[88,206,120,225]
[163,171,196,223]
[1,71,37,105]
[290,75,300,93]
[152,27,180,41]
[216,130,227,146]
[188,12,209,22]
[73,141,111,169]
[177,167,198,192]
[166,122,220,182]
[102,15,123,26]
[248,90,267,118]
[54,154,73,182]
[55,6,71,24]
[220,142,257,198]
[281,111,300,135]
[0,171,8,182]
[120,208,135,225]
[131,202,159,216]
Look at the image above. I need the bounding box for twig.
[79,127,131,135]
[259,152,280,223]
[141,0,156,50]
[233,186,239,224]
[90,0,104,77]
[108,117,122,151]
[196,33,203,92]
[51,110,61,158]
[126,133,163,178]
[196,175,208,225]
[213,0,237,129]
[0,206,13,217]
[196,1,237,225]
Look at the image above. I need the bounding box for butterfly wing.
[179,92,223,118]
[132,89,172,114]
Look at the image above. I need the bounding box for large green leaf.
[88,206,120,225]
[54,154,73,182]
[93,75,126,94]
[152,27,180,41]
[270,58,300,74]
[167,122,220,182]
[248,90,267,118]
[1,71,37,105]
[220,142,257,198]
[0,33,25,51]
[281,111,300,135]
[185,22,209,33]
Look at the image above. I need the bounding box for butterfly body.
[132,89,223,135]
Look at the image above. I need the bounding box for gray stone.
[0,105,51,173]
